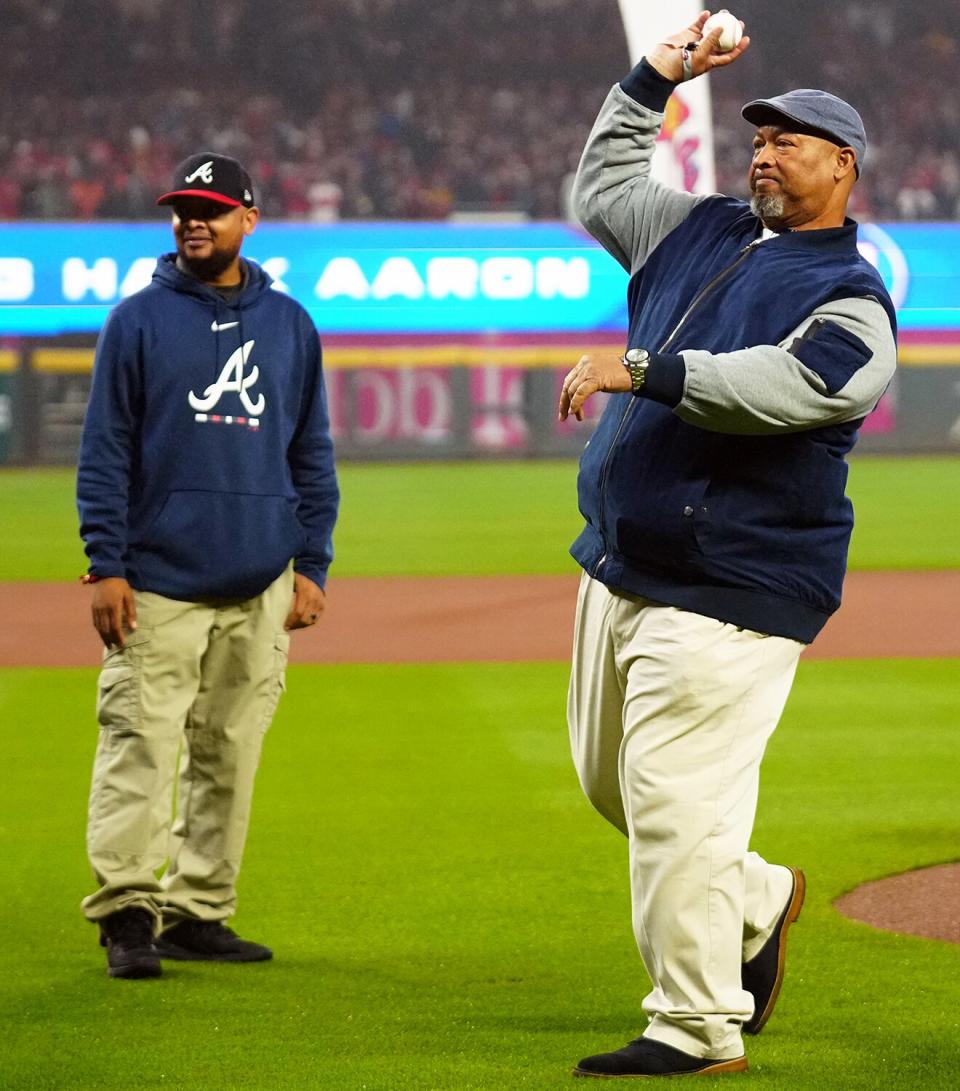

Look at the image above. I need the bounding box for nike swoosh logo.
[211,320,239,332]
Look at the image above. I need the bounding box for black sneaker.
[99,907,162,979]
[574,1037,747,1078]
[155,920,272,962]
[742,866,806,1035]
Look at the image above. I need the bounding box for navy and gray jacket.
[570,62,897,643]
[77,254,339,601]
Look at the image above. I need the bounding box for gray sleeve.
[675,296,897,434]
[572,84,710,275]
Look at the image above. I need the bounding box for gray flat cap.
[741,89,866,175]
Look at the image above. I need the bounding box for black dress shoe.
[99,907,162,979]
[155,920,272,962]
[574,1037,747,1078]
[743,866,805,1035]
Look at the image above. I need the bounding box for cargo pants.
[82,565,293,926]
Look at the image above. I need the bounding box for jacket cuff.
[294,560,329,591]
[619,58,677,113]
[638,352,686,407]
[86,560,128,580]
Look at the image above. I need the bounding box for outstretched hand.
[559,353,632,422]
[646,9,750,83]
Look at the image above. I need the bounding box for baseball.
[702,10,742,52]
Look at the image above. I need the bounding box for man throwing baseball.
[559,10,895,1079]
[77,153,339,978]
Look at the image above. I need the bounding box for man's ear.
[243,207,260,236]
[835,147,857,182]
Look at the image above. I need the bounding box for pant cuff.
[644,1019,744,1061]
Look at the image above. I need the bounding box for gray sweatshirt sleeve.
[572,83,710,275]
[675,295,897,434]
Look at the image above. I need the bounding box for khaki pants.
[82,566,293,926]
[567,573,802,1059]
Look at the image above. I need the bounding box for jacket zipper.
[593,237,766,577]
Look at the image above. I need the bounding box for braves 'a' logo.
[184,160,214,184]
[188,341,265,416]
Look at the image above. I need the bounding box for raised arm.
[572,10,750,274]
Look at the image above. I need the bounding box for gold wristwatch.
[622,347,651,395]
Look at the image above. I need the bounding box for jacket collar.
[755,217,861,253]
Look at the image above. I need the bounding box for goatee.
[750,194,785,222]
[176,247,240,282]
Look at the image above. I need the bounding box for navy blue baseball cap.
[741,89,866,175]
[157,152,255,208]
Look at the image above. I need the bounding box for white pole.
[615,1,717,194]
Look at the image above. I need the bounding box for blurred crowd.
[1,0,958,222]
[712,0,960,223]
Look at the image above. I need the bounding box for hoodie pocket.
[139,491,306,599]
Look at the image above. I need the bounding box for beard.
[750,193,786,222]
[176,241,242,282]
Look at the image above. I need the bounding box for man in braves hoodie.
[77,153,339,979]
[558,12,896,1081]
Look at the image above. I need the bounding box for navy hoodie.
[77,254,339,600]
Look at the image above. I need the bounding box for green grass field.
[1,455,958,580]
[0,458,957,1089]
[1,661,958,1090]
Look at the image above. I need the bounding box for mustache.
[750,171,782,190]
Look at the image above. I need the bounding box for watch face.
[625,348,649,364]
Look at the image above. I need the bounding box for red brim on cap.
[156,189,243,207]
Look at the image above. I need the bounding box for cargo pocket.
[260,633,290,735]
[96,661,137,732]
[95,632,149,733]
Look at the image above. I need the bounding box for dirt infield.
[3,569,957,943]
[2,569,959,668]
[835,863,960,944]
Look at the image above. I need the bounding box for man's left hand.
[559,353,632,421]
[285,573,326,630]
